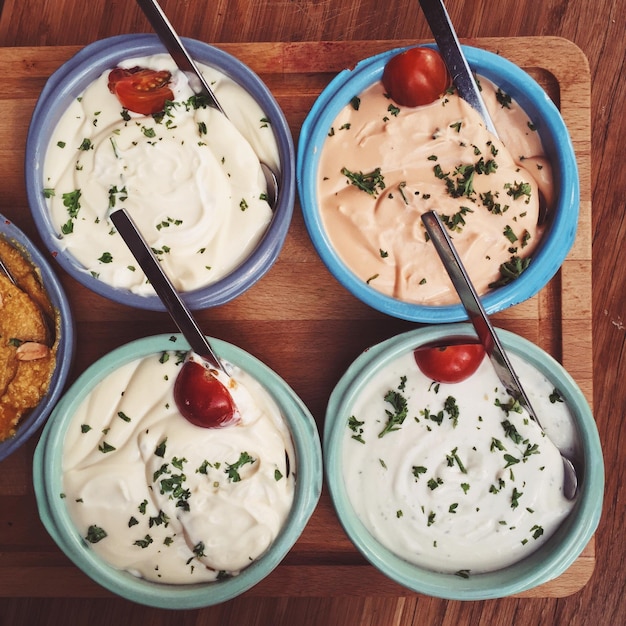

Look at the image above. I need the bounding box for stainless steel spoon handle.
[135,0,278,208]
[421,210,539,423]
[422,210,578,499]
[0,256,16,285]
[110,209,225,373]
[418,0,498,136]
[135,0,225,115]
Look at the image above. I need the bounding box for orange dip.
[317,78,554,305]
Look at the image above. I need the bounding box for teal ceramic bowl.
[34,334,322,609]
[324,323,603,600]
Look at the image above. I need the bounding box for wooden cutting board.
[0,37,592,599]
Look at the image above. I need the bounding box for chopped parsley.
[155,438,167,458]
[85,525,107,543]
[98,441,116,453]
[489,255,532,288]
[341,166,386,196]
[412,465,427,479]
[378,387,409,438]
[348,415,366,443]
[225,452,256,482]
[134,535,154,549]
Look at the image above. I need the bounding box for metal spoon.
[0,256,15,284]
[136,0,279,208]
[418,0,498,136]
[110,208,224,373]
[110,208,240,428]
[421,210,578,500]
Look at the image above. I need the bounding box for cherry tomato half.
[382,47,451,108]
[107,66,174,115]
[174,360,240,429]
[414,343,485,384]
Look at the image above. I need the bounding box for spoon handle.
[135,0,279,209]
[421,211,540,424]
[110,209,225,373]
[135,0,225,115]
[422,211,578,500]
[418,0,498,136]
[0,256,16,285]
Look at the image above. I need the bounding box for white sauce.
[62,350,295,583]
[318,78,553,305]
[44,54,280,295]
[342,349,577,574]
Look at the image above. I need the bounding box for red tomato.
[107,66,174,115]
[174,360,240,428]
[414,343,485,384]
[382,47,451,107]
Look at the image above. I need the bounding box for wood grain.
[0,0,624,623]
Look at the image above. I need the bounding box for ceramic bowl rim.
[323,323,603,600]
[297,45,580,323]
[26,33,295,311]
[0,214,74,462]
[33,333,322,609]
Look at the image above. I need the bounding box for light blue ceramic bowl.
[33,334,322,608]
[26,34,295,311]
[297,46,579,323]
[0,214,74,462]
[324,323,603,600]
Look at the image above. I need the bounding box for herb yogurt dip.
[43,54,279,295]
[318,78,554,305]
[62,348,295,583]
[342,348,576,575]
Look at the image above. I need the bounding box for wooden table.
[0,1,623,624]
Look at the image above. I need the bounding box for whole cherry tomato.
[414,343,485,383]
[107,66,174,115]
[382,47,451,107]
[174,359,240,428]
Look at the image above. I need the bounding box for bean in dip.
[0,238,56,441]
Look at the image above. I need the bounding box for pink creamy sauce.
[317,79,554,305]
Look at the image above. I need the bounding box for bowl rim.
[296,45,580,323]
[0,214,75,462]
[26,33,295,312]
[33,333,322,609]
[323,323,603,600]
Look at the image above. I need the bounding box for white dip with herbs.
[342,349,577,575]
[43,54,279,295]
[318,78,554,305]
[62,347,295,583]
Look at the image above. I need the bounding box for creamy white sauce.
[44,54,280,295]
[318,78,553,305]
[62,350,295,583]
[342,349,577,574]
